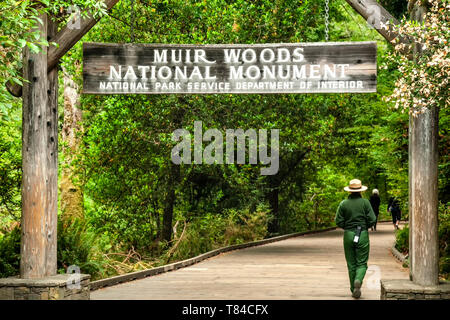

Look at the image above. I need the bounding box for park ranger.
[335,179,377,299]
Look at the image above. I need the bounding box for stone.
[381,279,450,300]
[0,287,14,300]
[31,287,47,294]
[424,294,441,300]
[423,287,441,294]
[0,274,90,300]
[27,293,41,300]
[14,286,30,296]
[49,287,61,300]
[40,291,49,300]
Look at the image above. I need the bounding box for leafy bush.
[166,205,269,263]
[394,203,450,280]
[395,224,409,255]
[57,218,105,279]
[438,203,450,279]
[0,226,20,277]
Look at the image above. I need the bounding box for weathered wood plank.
[44,16,58,277]
[83,42,377,94]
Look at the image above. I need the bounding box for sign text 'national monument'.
[83,42,377,94]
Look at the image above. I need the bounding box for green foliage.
[69,0,426,266]
[378,0,408,20]
[166,204,269,263]
[0,0,107,106]
[0,226,20,278]
[395,224,409,254]
[0,217,112,280]
[74,0,355,251]
[0,102,21,223]
[395,203,450,280]
[57,218,105,278]
[438,203,450,278]
[0,0,448,281]
[282,166,348,233]
[386,1,449,114]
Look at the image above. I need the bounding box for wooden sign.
[83,42,377,94]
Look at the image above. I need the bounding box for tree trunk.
[60,69,84,220]
[267,188,279,234]
[162,161,179,243]
[409,107,440,286]
[161,103,186,243]
[20,13,58,278]
[408,0,440,287]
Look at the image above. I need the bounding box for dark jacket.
[388,197,401,215]
[369,194,381,216]
[335,193,377,230]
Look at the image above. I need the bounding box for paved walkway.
[91,222,409,300]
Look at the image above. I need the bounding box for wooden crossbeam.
[344,0,401,43]
[6,0,119,97]
[7,0,406,98]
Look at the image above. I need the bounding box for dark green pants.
[343,230,370,293]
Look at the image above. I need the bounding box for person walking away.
[388,196,402,230]
[335,179,377,299]
[369,189,381,231]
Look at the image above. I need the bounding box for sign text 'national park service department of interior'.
[82,42,377,94]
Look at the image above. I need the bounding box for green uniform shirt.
[335,193,377,230]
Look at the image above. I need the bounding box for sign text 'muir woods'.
[83,42,377,94]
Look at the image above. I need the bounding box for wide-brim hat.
[344,179,368,192]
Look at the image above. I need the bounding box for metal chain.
[325,0,329,41]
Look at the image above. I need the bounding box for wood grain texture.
[409,106,440,287]
[44,17,58,277]
[83,42,377,94]
[408,0,439,287]
[20,13,56,279]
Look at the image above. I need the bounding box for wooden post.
[16,0,119,281]
[46,16,59,276]
[20,13,58,278]
[344,0,441,288]
[409,107,440,286]
[408,0,440,287]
